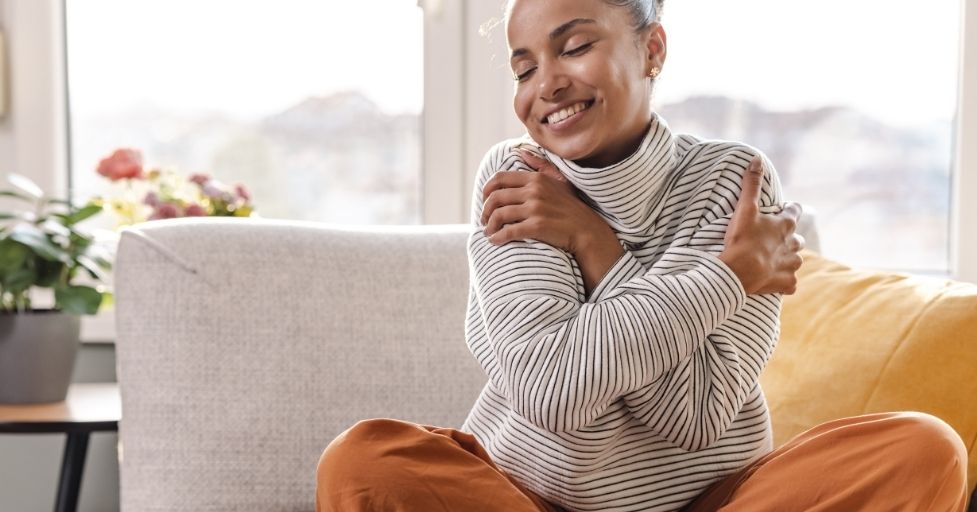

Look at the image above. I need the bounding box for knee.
[887,412,967,485]
[317,419,417,491]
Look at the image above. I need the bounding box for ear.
[643,23,667,76]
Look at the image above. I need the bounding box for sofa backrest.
[115,219,483,511]
[115,214,823,511]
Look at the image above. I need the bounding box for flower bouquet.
[95,148,255,227]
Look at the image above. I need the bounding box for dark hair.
[501,0,665,32]
[603,0,665,31]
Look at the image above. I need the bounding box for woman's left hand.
[481,148,625,294]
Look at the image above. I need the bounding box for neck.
[575,109,654,169]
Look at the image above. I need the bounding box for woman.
[317,0,969,510]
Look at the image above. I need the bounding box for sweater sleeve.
[618,150,785,451]
[466,141,751,434]
[469,233,747,434]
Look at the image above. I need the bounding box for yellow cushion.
[762,250,977,491]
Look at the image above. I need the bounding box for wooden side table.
[0,383,120,512]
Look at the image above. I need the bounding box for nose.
[537,62,570,101]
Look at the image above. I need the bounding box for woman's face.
[507,0,666,167]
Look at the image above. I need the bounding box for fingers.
[781,201,803,222]
[480,187,525,225]
[735,156,764,213]
[483,171,533,201]
[515,148,567,183]
[756,251,804,295]
[484,204,527,236]
[788,233,806,252]
[487,218,537,245]
[788,251,804,271]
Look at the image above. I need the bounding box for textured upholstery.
[115,219,482,511]
[114,215,840,511]
[763,250,977,492]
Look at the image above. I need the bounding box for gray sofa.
[114,217,822,511]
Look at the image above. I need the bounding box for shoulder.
[474,136,537,188]
[673,134,783,209]
[470,136,538,222]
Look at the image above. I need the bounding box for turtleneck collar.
[535,114,677,239]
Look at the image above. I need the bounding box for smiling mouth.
[542,100,595,125]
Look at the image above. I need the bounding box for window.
[66,0,424,224]
[654,0,960,274]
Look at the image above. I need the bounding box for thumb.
[735,156,764,213]
[516,148,567,183]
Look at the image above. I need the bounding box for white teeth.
[547,102,589,125]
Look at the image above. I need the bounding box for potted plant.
[0,174,110,404]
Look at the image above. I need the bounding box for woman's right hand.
[719,156,805,295]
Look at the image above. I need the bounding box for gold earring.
[648,67,661,79]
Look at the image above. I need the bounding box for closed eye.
[515,67,537,82]
[563,42,594,57]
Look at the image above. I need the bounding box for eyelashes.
[512,41,596,82]
[563,42,593,57]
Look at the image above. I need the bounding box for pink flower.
[234,184,251,202]
[184,203,207,217]
[97,148,144,181]
[143,191,160,207]
[188,173,210,186]
[201,181,225,199]
[149,202,181,220]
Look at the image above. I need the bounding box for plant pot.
[0,310,80,404]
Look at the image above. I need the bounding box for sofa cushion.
[762,250,977,491]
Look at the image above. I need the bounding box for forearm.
[572,224,626,297]
[473,233,747,432]
[623,292,782,450]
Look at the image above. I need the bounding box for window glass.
[655,0,959,272]
[67,0,423,224]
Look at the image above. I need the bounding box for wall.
[0,0,68,196]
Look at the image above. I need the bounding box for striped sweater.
[462,115,784,512]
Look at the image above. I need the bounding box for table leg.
[54,431,90,512]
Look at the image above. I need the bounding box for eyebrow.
[510,18,597,60]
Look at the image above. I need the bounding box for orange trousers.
[316,412,969,511]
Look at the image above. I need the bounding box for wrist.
[718,249,753,294]
[572,220,617,256]
[571,222,624,295]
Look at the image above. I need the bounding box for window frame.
[953,0,977,283]
[0,0,974,343]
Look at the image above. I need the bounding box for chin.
[534,132,600,162]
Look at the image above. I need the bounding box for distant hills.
[71,91,952,269]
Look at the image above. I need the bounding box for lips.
[542,100,594,125]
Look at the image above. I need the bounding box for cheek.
[604,63,640,110]
[513,87,535,127]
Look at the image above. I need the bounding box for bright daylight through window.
[655,0,960,274]
[66,0,423,225]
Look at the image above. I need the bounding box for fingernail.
[515,145,542,158]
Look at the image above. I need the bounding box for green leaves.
[53,203,103,226]
[7,174,44,199]
[54,285,104,315]
[8,224,70,262]
[0,177,109,315]
[0,237,30,272]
